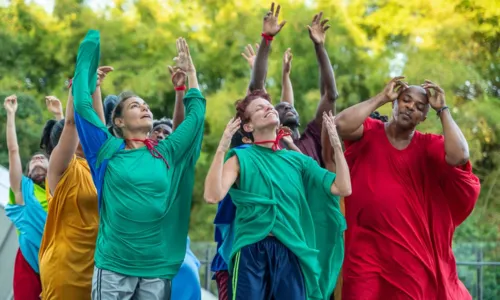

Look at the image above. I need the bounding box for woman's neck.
[252,127,278,149]
[124,131,150,149]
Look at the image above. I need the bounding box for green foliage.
[0,0,498,248]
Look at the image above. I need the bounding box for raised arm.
[93,66,114,124]
[323,112,351,196]
[45,95,64,120]
[280,48,294,105]
[204,118,241,204]
[47,90,78,194]
[422,80,469,166]
[73,30,112,171]
[249,3,286,92]
[4,95,23,205]
[158,38,205,163]
[307,13,339,124]
[168,66,187,130]
[335,76,406,141]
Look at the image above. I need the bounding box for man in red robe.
[335,77,480,300]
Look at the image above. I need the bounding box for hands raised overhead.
[218,117,241,152]
[45,96,63,116]
[241,43,259,69]
[168,65,187,88]
[421,80,446,111]
[308,12,330,45]
[263,2,287,37]
[4,94,18,115]
[97,66,114,87]
[174,38,195,73]
[282,48,293,74]
[382,76,409,102]
[323,111,342,149]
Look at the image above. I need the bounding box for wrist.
[436,106,449,117]
[374,93,391,105]
[216,146,228,154]
[261,33,274,44]
[174,85,187,92]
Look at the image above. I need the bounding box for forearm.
[315,43,338,101]
[54,112,64,121]
[249,38,271,92]
[335,93,386,136]
[331,146,351,196]
[280,72,294,105]
[440,109,469,166]
[6,113,22,196]
[92,86,105,124]
[187,71,199,90]
[172,91,185,130]
[204,150,227,204]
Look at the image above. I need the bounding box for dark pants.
[228,236,306,300]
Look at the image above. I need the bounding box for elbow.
[339,187,352,197]
[8,148,19,155]
[446,151,470,167]
[324,91,339,103]
[204,193,219,205]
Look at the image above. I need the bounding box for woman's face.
[28,154,48,184]
[243,97,280,133]
[115,97,153,135]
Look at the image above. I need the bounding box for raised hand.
[174,38,195,73]
[241,43,259,69]
[382,76,408,102]
[97,66,114,86]
[323,111,342,149]
[421,80,446,111]
[279,125,294,145]
[168,66,187,88]
[218,117,241,152]
[3,94,18,115]
[283,48,293,74]
[45,96,63,116]
[263,2,287,37]
[307,12,330,45]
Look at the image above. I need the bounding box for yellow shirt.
[39,156,98,299]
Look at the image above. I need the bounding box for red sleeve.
[343,117,383,149]
[426,134,481,226]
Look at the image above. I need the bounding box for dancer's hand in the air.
[174,38,196,73]
[45,96,63,119]
[283,48,292,75]
[97,66,114,86]
[323,111,342,150]
[241,43,259,69]
[218,117,241,153]
[382,76,408,102]
[168,66,187,88]
[4,95,18,116]
[307,12,330,45]
[263,2,287,37]
[421,80,446,111]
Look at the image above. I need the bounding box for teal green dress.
[227,145,346,300]
[72,30,206,279]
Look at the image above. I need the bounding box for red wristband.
[174,85,186,91]
[261,33,274,45]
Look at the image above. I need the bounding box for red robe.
[342,118,480,300]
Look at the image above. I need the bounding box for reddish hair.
[235,89,271,123]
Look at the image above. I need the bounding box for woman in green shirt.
[72,30,205,300]
[204,90,351,300]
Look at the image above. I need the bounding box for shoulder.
[364,117,385,132]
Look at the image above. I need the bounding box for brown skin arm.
[422,80,469,166]
[335,76,407,141]
[313,42,339,125]
[4,95,23,205]
[169,67,187,130]
[249,36,271,92]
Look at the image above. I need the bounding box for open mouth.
[141,115,152,119]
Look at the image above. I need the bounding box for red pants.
[215,270,229,300]
[13,248,41,300]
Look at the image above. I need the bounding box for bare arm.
[45,96,64,120]
[47,89,79,194]
[335,76,406,141]
[93,66,114,124]
[249,3,286,92]
[324,113,351,196]
[280,48,294,105]
[422,80,469,166]
[169,67,187,130]
[4,96,23,205]
[205,117,242,204]
[204,154,239,204]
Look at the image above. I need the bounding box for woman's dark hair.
[103,95,119,127]
[110,91,138,137]
[40,119,65,156]
[369,111,389,122]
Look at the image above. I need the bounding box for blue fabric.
[172,237,201,300]
[228,236,306,300]
[74,112,124,210]
[211,144,251,275]
[5,176,48,273]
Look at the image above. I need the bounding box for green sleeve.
[157,88,206,164]
[302,156,337,197]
